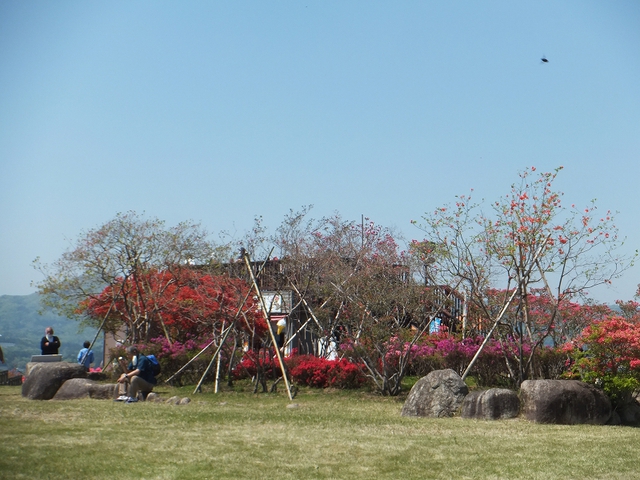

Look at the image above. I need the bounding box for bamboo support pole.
[243,251,294,401]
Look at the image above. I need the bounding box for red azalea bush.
[288,355,366,389]
[232,352,366,389]
[232,350,280,381]
[570,317,640,407]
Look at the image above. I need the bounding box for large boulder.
[616,400,640,426]
[52,378,118,400]
[22,362,87,400]
[461,388,520,420]
[401,369,468,418]
[520,379,611,425]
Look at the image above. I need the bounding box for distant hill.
[0,293,103,372]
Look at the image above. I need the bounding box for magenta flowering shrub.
[385,332,567,387]
[149,336,204,357]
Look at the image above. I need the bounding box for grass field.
[1,382,640,480]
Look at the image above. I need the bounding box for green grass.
[1,383,640,480]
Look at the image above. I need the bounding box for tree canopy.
[414,166,635,385]
[31,169,638,394]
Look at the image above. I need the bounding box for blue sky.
[1,1,639,303]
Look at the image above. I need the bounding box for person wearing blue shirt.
[116,346,156,402]
[77,341,94,370]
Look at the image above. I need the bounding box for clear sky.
[1,1,639,304]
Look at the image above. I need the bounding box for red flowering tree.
[82,268,263,344]
[414,167,634,387]
[479,288,613,347]
[572,317,640,407]
[33,211,233,341]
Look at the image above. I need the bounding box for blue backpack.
[146,354,161,376]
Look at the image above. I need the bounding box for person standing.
[40,327,61,355]
[77,341,94,370]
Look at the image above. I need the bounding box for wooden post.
[192,322,235,394]
[214,321,225,393]
[243,251,294,401]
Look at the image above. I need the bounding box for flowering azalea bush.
[288,355,366,389]
[384,332,567,388]
[82,266,263,345]
[232,350,279,381]
[114,331,572,391]
[570,317,640,407]
[232,352,366,389]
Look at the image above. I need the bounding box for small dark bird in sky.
[541,56,549,63]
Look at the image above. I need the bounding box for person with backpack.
[115,346,157,403]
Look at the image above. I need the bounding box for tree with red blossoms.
[482,287,613,347]
[33,211,231,342]
[414,166,634,387]
[82,268,262,344]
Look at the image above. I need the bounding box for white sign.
[260,291,292,313]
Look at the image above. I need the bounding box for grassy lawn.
[1,382,639,480]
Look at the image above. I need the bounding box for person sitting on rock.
[77,341,94,371]
[115,346,156,403]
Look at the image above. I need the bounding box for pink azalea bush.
[384,332,566,388]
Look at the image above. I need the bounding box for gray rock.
[146,392,162,403]
[520,379,611,425]
[461,388,520,420]
[617,400,640,426]
[52,379,118,400]
[163,395,190,405]
[608,410,621,426]
[22,362,87,400]
[401,369,469,417]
